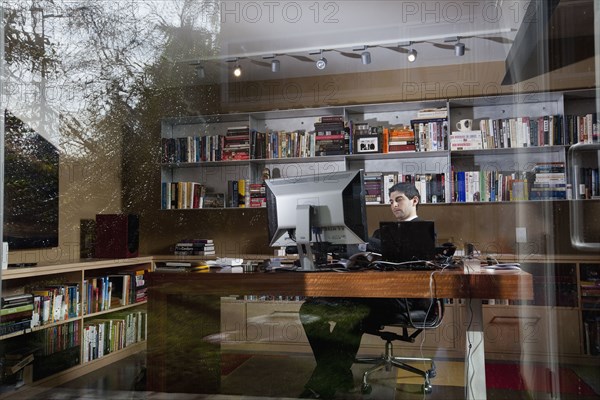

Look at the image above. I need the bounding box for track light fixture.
[271,59,280,72]
[361,51,371,65]
[315,57,327,70]
[455,41,465,56]
[233,64,242,77]
[407,48,417,63]
[194,65,205,79]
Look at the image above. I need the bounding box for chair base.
[356,340,436,395]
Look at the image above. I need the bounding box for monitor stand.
[295,204,316,271]
[296,243,316,271]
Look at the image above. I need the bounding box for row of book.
[451,114,600,151]
[83,310,147,363]
[33,283,80,326]
[577,167,599,199]
[174,238,215,256]
[160,181,206,209]
[162,112,598,164]
[82,270,147,316]
[161,180,268,210]
[451,162,567,202]
[36,321,81,357]
[1,282,84,337]
[227,180,267,208]
[363,172,447,204]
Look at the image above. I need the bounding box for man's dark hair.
[388,182,421,204]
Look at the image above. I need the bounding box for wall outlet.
[516,227,527,243]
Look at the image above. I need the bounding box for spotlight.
[315,57,327,70]
[455,42,465,56]
[361,51,371,65]
[233,64,242,77]
[195,65,205,79]
[271,59,280,72]
[407,48,417,63]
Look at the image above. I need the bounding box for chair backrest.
[364,298,445,343]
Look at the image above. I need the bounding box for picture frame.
[354,134,381,153]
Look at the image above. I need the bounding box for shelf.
[0,257,151,396]
[450,145,568,157]
[82,300,146,318]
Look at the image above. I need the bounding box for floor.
[23,351,600,400]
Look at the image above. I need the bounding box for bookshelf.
[0,257,151,398]
[159,89,598,211]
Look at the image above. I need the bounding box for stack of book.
[384,125,416,153]
[174,239,215,256]
[364,172,384,204]
[222,126,250,160]
[0,294,34,335]
[249,183,267,207]
[314,116,348,156]
[529,162,567,200]
[449,130,484,151]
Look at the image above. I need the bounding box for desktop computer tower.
[94,214,139,258]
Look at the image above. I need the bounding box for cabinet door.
[221,298,247,343]
[245,301,306,344]
[458,306,580,356]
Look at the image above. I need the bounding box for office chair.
[355,298,444,394]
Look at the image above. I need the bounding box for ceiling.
[185,0,530,84]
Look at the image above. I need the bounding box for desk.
[147,269,533,399]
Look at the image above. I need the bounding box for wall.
[124,58,597,257]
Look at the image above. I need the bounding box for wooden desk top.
[148,269,533,300]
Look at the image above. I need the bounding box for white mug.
[456,119,473,132]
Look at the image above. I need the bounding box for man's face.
[389,190,418,221]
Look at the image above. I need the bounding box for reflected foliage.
[3,0,221,235]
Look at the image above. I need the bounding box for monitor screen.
[3,110,60,249]
[265,169,368,250]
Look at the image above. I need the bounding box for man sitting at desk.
[299,182,431,399]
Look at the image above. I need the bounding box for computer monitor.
[265,169,368,271]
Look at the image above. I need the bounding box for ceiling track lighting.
[315,57,327,70]
[233,64,242,77]
[361,51,371,65]
[455,41,465,56]
[226,57,242,77]
[195,65,205,79]
[271,59,280,72]
[407,48,417,63]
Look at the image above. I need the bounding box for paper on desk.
[216,266,244,273]
[206,258,244,267]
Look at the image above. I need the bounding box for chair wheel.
[422,383,433,394]
[361,383,372,394]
